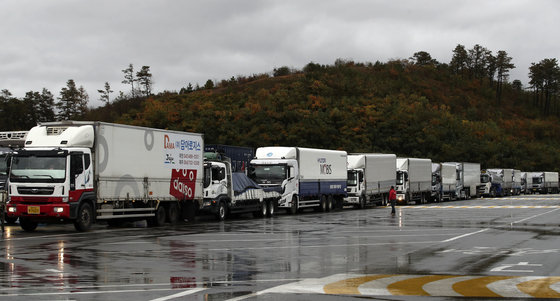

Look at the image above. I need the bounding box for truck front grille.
[17,187,55,195]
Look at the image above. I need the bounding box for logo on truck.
[170,168,197,200]
[318,158,332,175]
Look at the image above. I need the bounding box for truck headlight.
[54,207,64,213]
[8,207,16,213]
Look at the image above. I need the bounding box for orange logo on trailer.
[170,168,197,200]
[164,135,175,149]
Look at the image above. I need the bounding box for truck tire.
[20,218,38,232]
[148,205,167,227]
[490,187,496,198]
[74,202,93,232]
[327,195,334,212]
[167,203,180,224]
[266,200,275,217]
[359,196,366,209]
[289,196,298,215]
[216,201,227,221]
[320,195,328,212]
[254,201,267,218]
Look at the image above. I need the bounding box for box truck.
[200,152,280,220]
[479,169,512,197]
[431,163,457,202]
[513,169,522,195]
[446,162,481,199]
[396,158,432,204]
[529,172,560,194]
[0,131,28,224]
[345,153,396,208]
[7,121,204,231]
[249,147,347,213]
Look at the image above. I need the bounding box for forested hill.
[85,59,560,172]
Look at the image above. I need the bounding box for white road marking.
[441,228,489,243]
[358,275,418,295]
[423,276,478,297]
[150,288,206,301]
[513,208,560,223]
[209,240,442,251]
[487,276,540,298]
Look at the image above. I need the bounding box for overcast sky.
[1,0,558,107]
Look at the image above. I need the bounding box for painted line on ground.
[441,228,489,243]
[258,273,560,298]
[513,208,560,224]
[402,205,560,209]
[150,288,206,301]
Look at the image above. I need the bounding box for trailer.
[512,169,522,195]
[478,169,510,197]
[529,172,560,194]
[7,121,204,231]
[395,158,432,204]
[345,153,396,208]
[452,162,481,199]
[200,152,280,220]
[249,147,347,213]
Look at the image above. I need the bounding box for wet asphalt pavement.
[1,195,560,300]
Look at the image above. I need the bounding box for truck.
[248,147,347,213]
[431,163,457,202]
[521,172,531,194]
[0,131,29,224]
[204,144,254,172]
[6,121,204,232]
[395,158,432,204]
[445,162,481,199]
[345,153,396,208]
[529,172,560,194]
[200,152,280,220]
[478,169,512,197]
[512,169,522,195]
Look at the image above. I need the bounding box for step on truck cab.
[7,121,204,231]
[345,153,396,208]
[249,147,347,213]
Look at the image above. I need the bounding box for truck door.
[70,152,94,192]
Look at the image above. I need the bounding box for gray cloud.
[1,0,558,107]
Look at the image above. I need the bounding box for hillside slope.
[85,60,560,171]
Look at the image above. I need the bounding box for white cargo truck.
[513,169,522,195]
[529,172,560,194]
[7,121,204,231]
[396,158,432,204]
[345,153,396,208]
[200,152,280,220]
[479,169,513,197]
[446,162,481,199]
[249,147,347,213]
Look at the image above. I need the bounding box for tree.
[467,44,492,79]
[450,44,468,75]
[98,82,113,104]
[494,50,515,103]
[204,79,214,89]
[122,63,136,97]
[136,66,153,97]
[179,83,194,94]
[529,58,560,114]
[56,79,89,120]
[411,51,437,66]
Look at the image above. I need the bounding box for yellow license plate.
[27,206,40,214]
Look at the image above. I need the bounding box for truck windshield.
[10,155,66,183]
[0,154,8,176]
[480,174,490,183]
[347,171,358,186]
[249,164,287,185]
[396,171,404,185]
[533,177,543,184]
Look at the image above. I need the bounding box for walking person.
[389,186,397,216]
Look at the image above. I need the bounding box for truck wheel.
[490,188,496,198]
[216,202,227,221]
[20,218,38,232]
[254,201,267,218]
[289,196,298,215]
[359,196,366,209]
[320,195,328,212]
[266,200,275,217]
[149,205,166,227]
[74,202,93,232]
[328,195,335,212]
[167,203,180,224]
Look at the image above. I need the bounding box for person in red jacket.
[389,186,397,216]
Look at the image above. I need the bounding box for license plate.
[27,206,40,214]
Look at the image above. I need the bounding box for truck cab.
[8,147,94,231]
[248,159,297,208]
[346,168,365,207]
[395,170,408,203]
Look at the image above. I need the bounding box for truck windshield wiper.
[34,174,54,179]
